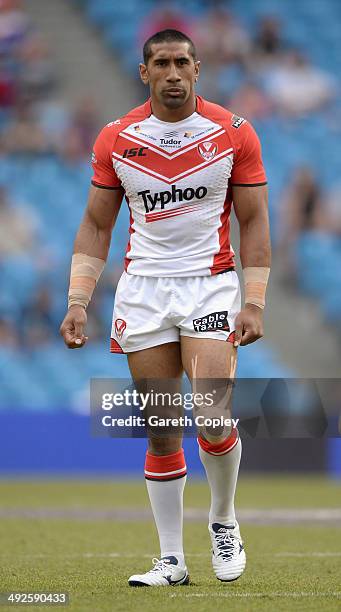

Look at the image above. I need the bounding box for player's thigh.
[181,337,237,442]
[127,342,184,454]
[127,341,183,379]
[181,337,237,379]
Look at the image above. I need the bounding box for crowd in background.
[139,1,337,119]
[0,0,120,349]
[0,0,341,355]
[0,0,100,156]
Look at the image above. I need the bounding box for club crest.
[197,141,218,161]
[114,318,126,339]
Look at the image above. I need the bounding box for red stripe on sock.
[198,428,239,456]
[144,449,187,481]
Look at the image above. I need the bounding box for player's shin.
[145,448,187,567]
[198,429,241,526]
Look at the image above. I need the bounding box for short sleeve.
[91,125,122,189]
[230,121,267,186]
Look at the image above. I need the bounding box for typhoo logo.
[138,184,207,213]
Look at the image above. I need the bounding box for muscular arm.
[60,185,124,348]
[232,184,271,346]
[74,185,124,260]
[232,184,271,269]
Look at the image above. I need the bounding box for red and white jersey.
[91,96,266,277]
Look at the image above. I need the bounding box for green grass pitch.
[0,476,340,611]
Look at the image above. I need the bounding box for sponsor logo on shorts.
[231,115,246,129]
[114,318,126,339]
[197,141,218,161]
[138,184,207,213]
[193,311,230,333]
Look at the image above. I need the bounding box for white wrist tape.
[243,266,270,309]
[68,253,105,310]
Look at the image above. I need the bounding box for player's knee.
[198,426,239,456]
[147,436,182,456]
[198,423,233,446]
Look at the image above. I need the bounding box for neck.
[151,94,196,122]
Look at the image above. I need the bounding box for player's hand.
[233,303,264,347]
[60,305,88,349]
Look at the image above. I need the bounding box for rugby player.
[60,29,271,587]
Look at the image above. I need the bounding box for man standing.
[60,29,271,587]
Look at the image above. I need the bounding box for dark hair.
[143,29,197,64]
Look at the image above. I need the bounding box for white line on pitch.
[275,552,341,557]
[0,552,209,559]
[169,592,341,599]
[1,552,340,559]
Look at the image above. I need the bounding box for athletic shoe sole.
[129,573,190,587]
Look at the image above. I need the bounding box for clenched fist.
[233,303,264,347]
[60,305,88,349]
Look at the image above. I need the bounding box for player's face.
[140,42,200,110]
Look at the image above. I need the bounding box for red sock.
[144,448,187,481]
[198,428,239,456]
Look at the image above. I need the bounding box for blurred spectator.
[264,51,337,116]
[69,97,100,155]
[37,96,100,159]
[0,1,60,155]
[324,184,341,235]
[140,3,192,46]
[21,286,55,347]
[36,98,70,148]
[58,126,86,164]
[193,7,250,66]
[193,6,250,103]
[0,315,18,346]
[1,98,50,154]
[16,34,56,101]
[0,185,40,256]
[0,0,30,56]
[227,81,272,121]
[252,16,284,61]
[277,167,326,278]
[0,58,15,107]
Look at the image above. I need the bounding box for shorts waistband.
[215,267,235,275]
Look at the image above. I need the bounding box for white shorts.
[110,270,241,353]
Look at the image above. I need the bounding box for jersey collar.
[144,95,204,120]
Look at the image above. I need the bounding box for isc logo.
[122,147,148,158]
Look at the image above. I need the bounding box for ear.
[194,60,200,82]
[139,63,149,86]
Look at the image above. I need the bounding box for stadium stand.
[77,0,341,331]
[1,0,341,409]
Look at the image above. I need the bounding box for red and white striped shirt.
[91,96,266,277]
